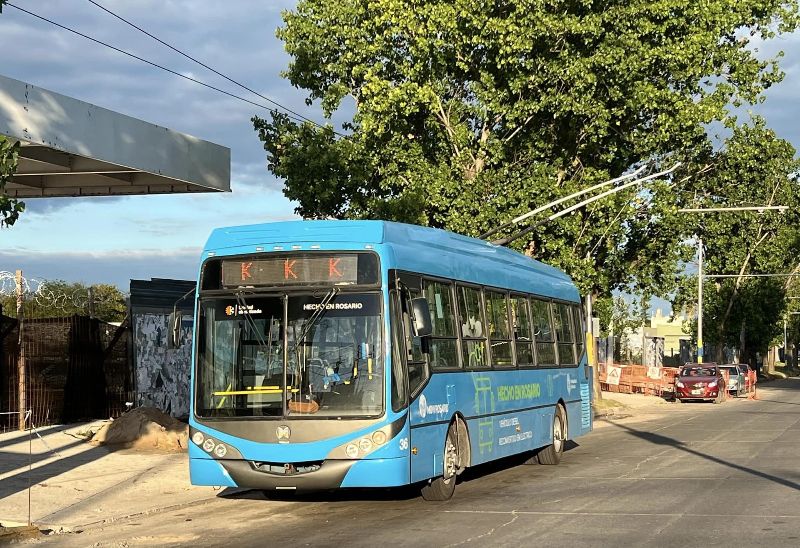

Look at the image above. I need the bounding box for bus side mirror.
[410,298,433,337]
[168,310,181,349]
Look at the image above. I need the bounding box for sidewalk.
[0,423,219,533]
[593,390,677,428]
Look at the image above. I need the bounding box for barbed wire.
[0,271,128,316]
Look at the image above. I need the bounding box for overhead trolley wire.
[84,0,326,129]
[7,3,339,134]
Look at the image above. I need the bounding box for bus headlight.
[372,431,387,445]
[192,431,205,446]
[345,444,359,458]
[202,438,216,452]
[214,443,228,458]
[329,423,398,460]
[359,438,373,453]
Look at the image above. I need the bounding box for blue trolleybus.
[188,220,593,500]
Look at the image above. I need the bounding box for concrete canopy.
[0,74,230,198]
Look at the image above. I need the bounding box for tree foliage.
[0,134,24,228]
[0,3,24,228]
[256,0,799,301]
[671,118,800,360]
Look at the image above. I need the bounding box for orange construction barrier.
[600,364,681,398]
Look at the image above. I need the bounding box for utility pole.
[697,238,703,364]
[15,270,26,431]
[678,206,789,365]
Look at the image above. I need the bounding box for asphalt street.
[42,378,800,547]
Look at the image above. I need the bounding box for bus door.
[392,272,437,482]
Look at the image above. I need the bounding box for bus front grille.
[251,461,324,476]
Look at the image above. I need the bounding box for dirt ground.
[89,407,189,451]
[593,390,676,428]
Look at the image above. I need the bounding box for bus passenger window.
[553,303,576,365]
[531,299,557,366]
[486,291,512,366]
[458,286,488,368]
[424,280,459,369]
[511,296,534,366]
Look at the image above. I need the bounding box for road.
[44,379,800,547]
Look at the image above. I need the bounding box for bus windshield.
[196,292,383,419]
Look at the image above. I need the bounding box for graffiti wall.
[133,313,192,419]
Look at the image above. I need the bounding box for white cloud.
[3,0,800,288]
[0,247,203,290]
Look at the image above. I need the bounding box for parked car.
[675,365,725,403]
[719,364,745,397]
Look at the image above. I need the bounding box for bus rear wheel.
[538,405,566,465]
[421,423,459,501]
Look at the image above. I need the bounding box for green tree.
[671,118,800,363]
[0,134,23,228]
[0,1,25,227]
[255,0,799,301]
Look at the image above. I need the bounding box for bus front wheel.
[421,423,459,501]
[538,405,566,465]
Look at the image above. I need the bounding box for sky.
[1,1,800,299]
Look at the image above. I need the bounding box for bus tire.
[421,423,458,501]
[537,405,566,465]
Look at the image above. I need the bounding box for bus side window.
[401,286,428,394]
[511,295,534,366]
[554,303,576,366]
[486,291,512,366]
[531,298,557,366]
[423,280,459,369]
[458,285,488,368]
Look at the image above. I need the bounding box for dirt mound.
[92,407,188,451]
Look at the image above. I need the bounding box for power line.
[84,0,326,129]
[7,3,337,133]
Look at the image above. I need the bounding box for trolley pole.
[15,269,26,431]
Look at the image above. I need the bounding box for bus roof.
[204,220,580,302]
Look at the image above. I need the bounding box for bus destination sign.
[221,255,361,287]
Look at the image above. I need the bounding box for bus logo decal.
[276,425,291,441]
[418,394,449,419]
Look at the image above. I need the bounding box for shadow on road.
[748,399,800,406]
[608,421,800,491]
[221,441,581,504]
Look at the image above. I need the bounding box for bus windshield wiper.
[234,290,271,351]
[291,288,339,353]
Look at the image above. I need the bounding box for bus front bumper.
[190,456,409,491]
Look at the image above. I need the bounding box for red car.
[675,365,725,403]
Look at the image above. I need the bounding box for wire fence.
[0,271,133,431]
[0,271,128,322]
